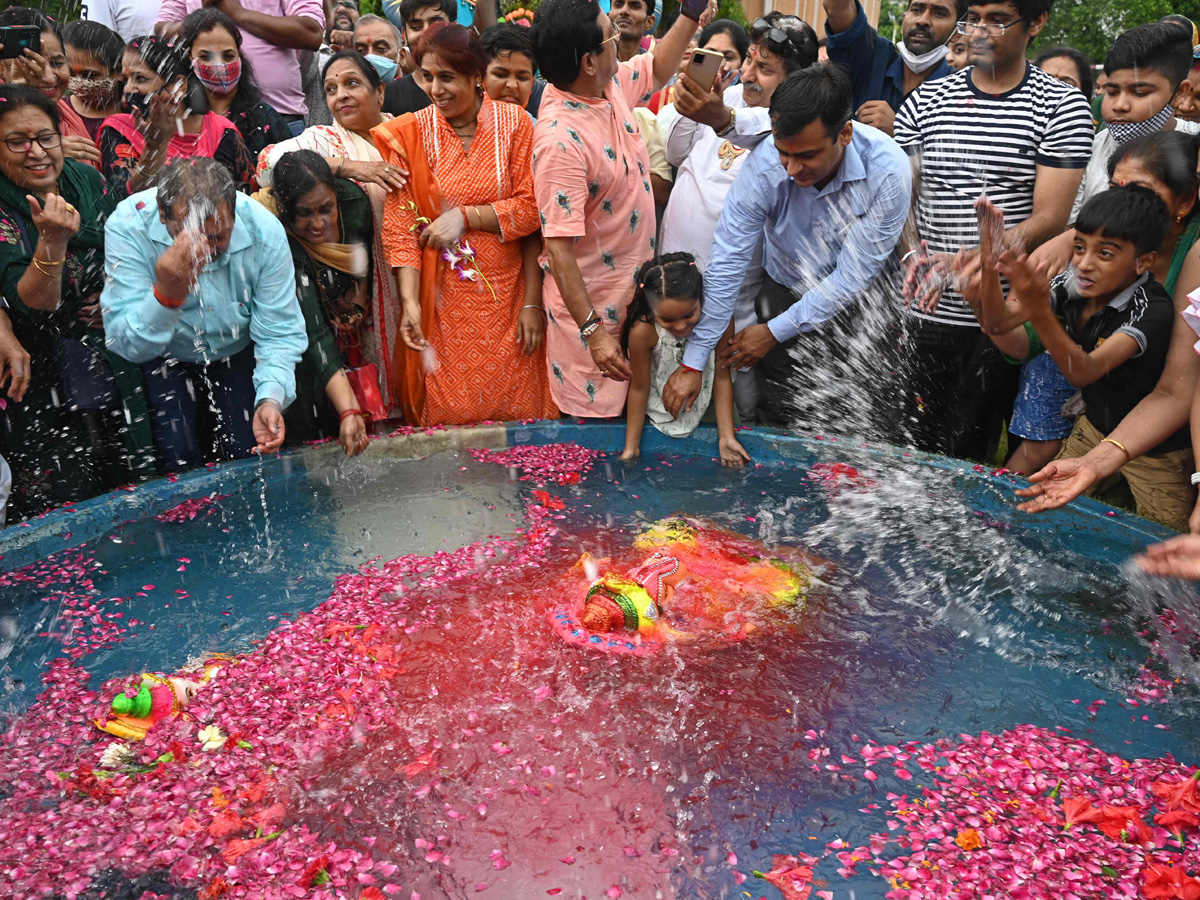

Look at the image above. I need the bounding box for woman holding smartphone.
[0,8,104,169]
[98,35,254,196]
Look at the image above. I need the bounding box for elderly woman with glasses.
[0,84,153,519]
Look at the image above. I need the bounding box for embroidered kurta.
[533,53,658,416]
[377,97,557,425]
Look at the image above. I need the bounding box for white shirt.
[1070,118,1200,223]
[83,0,162,41]
[658,84,770,332]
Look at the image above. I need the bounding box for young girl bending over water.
[618,253,749,467]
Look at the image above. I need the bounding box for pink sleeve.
[155,0,190,23]
[615,53,656,111]
[491,113,540,243]
[532,125,588,240]
[280,0,326,26]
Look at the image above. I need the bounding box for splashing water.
[1,432,1198,899]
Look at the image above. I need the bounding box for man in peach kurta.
[530,0,710,417]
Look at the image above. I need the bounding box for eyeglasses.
[1,132,61,154]
[597,31,621,52]
[750,17,807,58]
[334,0,359,8]
[954,17,1024,36]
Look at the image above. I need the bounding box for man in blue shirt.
[822,0,962,135]
[662,63,911,429]
[101,159,306,471]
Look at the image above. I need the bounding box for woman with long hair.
[98,34,255,196]
[61,20,125,141]
[254,149,374,455]
[180,8,292,160]
[374,22,556,425]
[0,8,102,168]
[256,51,408,414]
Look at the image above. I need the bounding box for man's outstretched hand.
[252,400,286,455]
[718,324,776,370]
[662,366,702,419]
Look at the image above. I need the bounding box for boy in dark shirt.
[965,186,1194,530]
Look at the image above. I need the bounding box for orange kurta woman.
[373,22,557,426]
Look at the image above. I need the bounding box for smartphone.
[125,90,152,118]
[678,0,707,22]
[0,26,41,60]
[685,47,724,93]
[185,76,210,116]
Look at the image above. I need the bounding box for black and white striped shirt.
[894,64,1094,327]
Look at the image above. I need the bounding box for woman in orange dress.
[372,22,557,426]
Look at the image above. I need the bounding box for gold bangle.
[34,254,64,265]
[32,257,61,276]
[1100,437,1131,461]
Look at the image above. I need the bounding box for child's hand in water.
[718,437,750,468]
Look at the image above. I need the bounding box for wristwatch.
[715,106,736,137]
[1191,472,1200,486]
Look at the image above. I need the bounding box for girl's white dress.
[646,323,715,437]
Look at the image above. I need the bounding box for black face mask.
[124,90,152,117]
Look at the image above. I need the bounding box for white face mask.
[895,39,949,74]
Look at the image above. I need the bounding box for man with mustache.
[609,0,656,63]
[659,12,818,419]
[822,0,963,136]
[327,0,359,52]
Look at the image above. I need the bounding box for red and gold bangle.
[153,285,186,309]
[339,408,364,423]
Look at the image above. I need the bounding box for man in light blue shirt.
[662,62,911,428]
[101,159,306,471]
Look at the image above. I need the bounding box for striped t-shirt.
[894,64,1094,327]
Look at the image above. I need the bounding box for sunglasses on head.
[750,17,806,57]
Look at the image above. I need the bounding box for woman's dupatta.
[371,114,444,424]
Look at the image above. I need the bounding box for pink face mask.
[193,58,242,94]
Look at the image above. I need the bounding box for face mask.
[895,40,948,74]
[69,76,117,108]
[124,90,152,117]
[193,59,242,94]
[1107,102,1175,146]
[365,54,397,82]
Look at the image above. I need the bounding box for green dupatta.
[283,179,375,444]
[1166,216,1200,300]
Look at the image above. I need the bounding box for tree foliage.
[1033,0,1200,63]
[878,0,907,43]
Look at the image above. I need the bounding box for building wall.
[739,0,883,39]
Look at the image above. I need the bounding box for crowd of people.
[1,0,1200,567]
